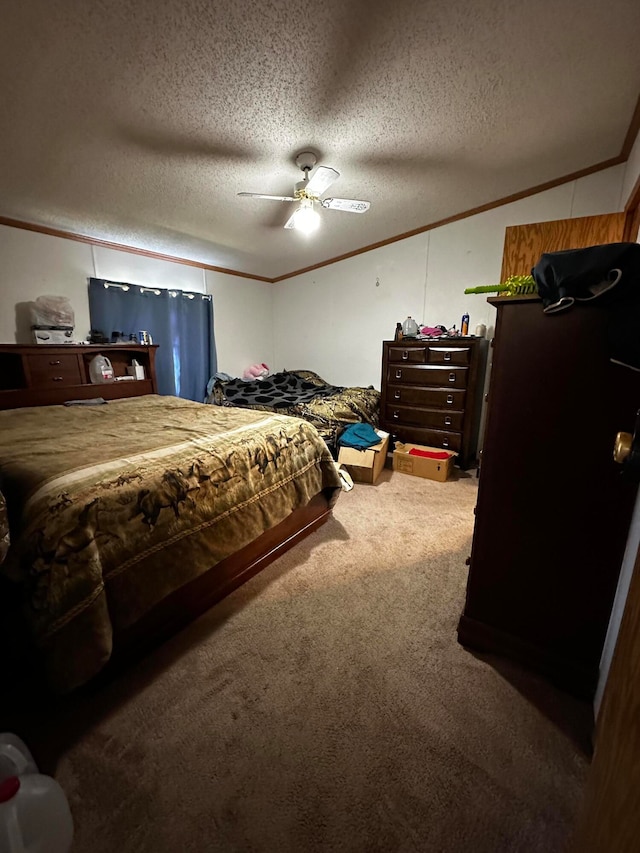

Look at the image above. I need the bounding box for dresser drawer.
[387,364,468,388]
[387,346,427,363]
[387,385,467,409]
[26,354,82,387]
[384,404,464,431]
[392,425,462,453]
[427,346,471,365]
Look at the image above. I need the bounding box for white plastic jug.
[0,775,73,853]
[402,316,419,338]
[0,737,37,780]
[89,354,114,383]
[0,735,73,853]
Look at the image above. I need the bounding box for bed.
[207,369,380,455]
[0,395,342,693]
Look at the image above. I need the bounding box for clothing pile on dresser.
[533,241,640,371]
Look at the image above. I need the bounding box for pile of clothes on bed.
[206,369,380,456]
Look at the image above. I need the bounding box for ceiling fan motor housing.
[295,151,317,173]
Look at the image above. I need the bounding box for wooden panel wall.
[500,213,626,281]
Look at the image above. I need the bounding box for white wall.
[204,269,274,379]
[270,233,429,388]
[93,246,206,293]
[0,226,94,344]
[0,225,273,380]
[273,164,626,389]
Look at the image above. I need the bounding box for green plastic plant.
[464,274,536,296]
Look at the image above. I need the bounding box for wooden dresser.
[457,297,640,698]
[379,337,487,469]
[0,344,158,409]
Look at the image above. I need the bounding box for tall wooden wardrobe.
[457,295,640,697]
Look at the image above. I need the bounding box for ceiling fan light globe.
[293,205,321,235]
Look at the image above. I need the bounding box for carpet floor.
[17,469,592,852]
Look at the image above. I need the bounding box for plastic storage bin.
[0,735,73,853]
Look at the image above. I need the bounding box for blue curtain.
[88,278,216,402]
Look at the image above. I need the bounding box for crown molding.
[0,216,272,283]
[621,92,640,160]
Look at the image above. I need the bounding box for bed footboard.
[109,490,334,670]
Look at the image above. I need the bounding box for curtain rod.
[102,281,130,291]
[168,290,212,300]
[97,279,210,300]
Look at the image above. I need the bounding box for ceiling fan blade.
[283,211,298,229]
[238,192,295,202]
[321,198,371,213]
[306,166,340,196]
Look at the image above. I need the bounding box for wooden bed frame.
[2,490,335,705]
[3,492,336,689]
[111,489,335,669]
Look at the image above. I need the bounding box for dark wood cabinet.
[457,297,640,697]
[380,337,487,469]
[0,344,158,409]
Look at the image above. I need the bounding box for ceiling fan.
[238,151,371,234]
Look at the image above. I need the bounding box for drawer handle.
[49,359,62,365]
[449,372,456,383]
[446,394,454,404]
[444,416,452,426]
[395,369,402,379]
[52,376,64,382]
[444,352,451,362]
[393,410,399,419]
[394,390,401,400]
[442,437,450,447]
[402,351,409,360]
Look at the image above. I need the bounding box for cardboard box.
[392,442,457,482]
[337,430,389,484]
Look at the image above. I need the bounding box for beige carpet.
[17,469,592,852]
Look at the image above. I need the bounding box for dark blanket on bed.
[208,370,380,456]
[222,372,342,408]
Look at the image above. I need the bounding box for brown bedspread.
[0,395,341,691]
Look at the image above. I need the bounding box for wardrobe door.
[458,298,640,697]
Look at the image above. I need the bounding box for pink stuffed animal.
[242,363,269,380]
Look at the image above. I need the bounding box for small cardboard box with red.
[392,442,457,482]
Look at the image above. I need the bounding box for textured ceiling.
[1,0,639,279]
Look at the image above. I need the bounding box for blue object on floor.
[338,423,381,449]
